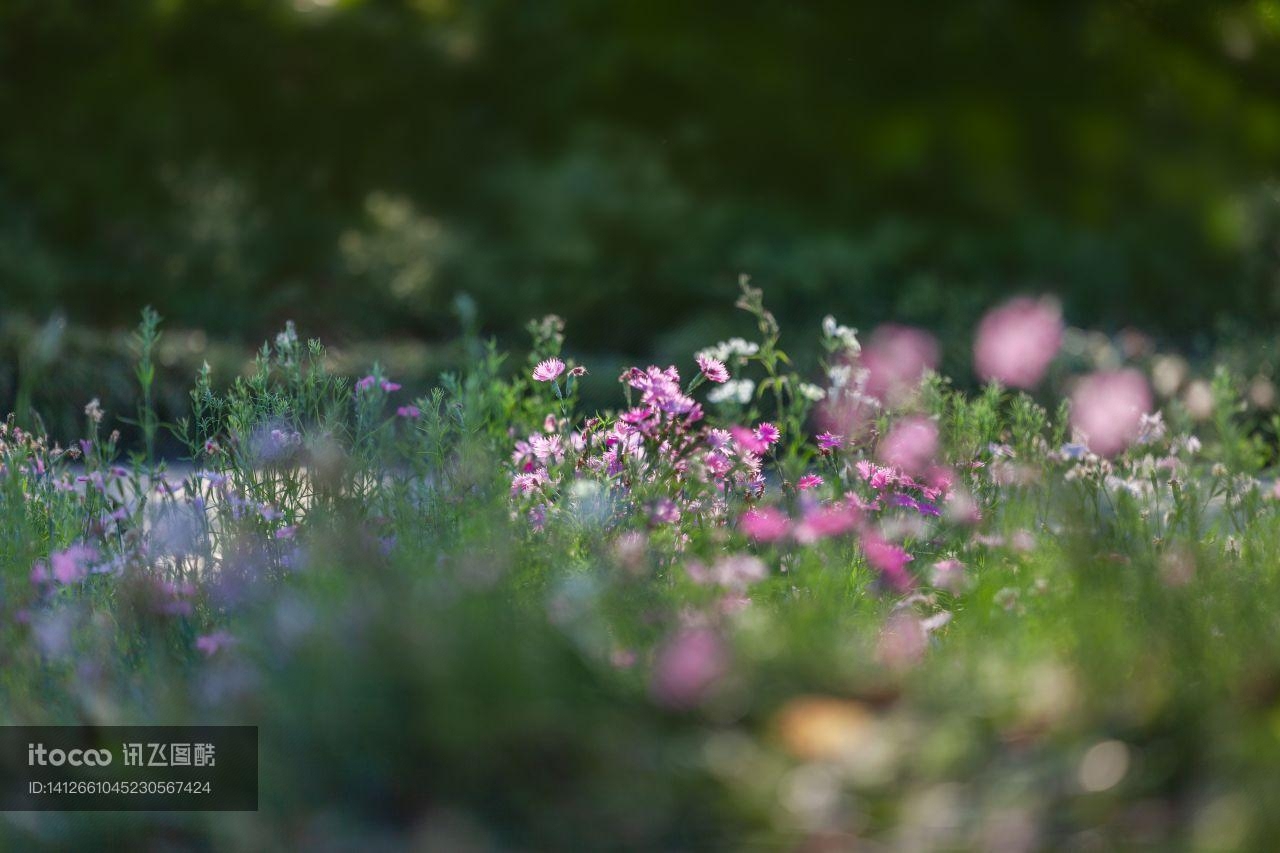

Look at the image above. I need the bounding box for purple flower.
[195,631,236,658]
[396,405,421,419]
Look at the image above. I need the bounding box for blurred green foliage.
[3,0,1280,350]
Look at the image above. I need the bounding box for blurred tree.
[1,0,1278,349]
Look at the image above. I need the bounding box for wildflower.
[816,431,844,452]
[862,534,914,591]
[796,474,824,491]
[396,405,421,419]
[730,426,768,455]
[754,422,780,447]
[859,324,939,405]
[696,354,730,384]
[879,416,939,476]
[354,375,377,393]
[707,379,755,405]
[532,358,566,383]
[650,628,729,710]
[380,379,401,393]
[740,507,790,542]
[649,499,681,526]
[973,296,1064,389]
[797,382,826,401]
[48,545,97,585]
[794,502,860,543]
[84,398,104,424]
[877,612,927,669]
[568,365,587,377]
[195,631,236,658]
[822,315,862,353]
[931,558,966,593]
[1070,369,1153,457]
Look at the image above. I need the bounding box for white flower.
[821,315,861,353]
[707,379,755,405]
[797,383,826,401]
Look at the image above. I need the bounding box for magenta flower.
[796,474,824,491]
[1070,369,1153,456]
[878,416,939,476]
[974,296,1064,389]
[532,358,566,383]
[354,375,377,393]
[862,533,915,592]
[730,425,767,455]
[195,631,236,658]
[380,379,401,393]
[816,431,844,452]
[650,628,729,710]
[396,405,421,419]
[754,422,780,447]
[696,354,730,384]
[740,507,790,542]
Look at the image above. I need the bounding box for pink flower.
[568,365,587,377]
[380,379,401,392]
[931,558,966,593]
[1070,369,1153,456]
[195,631,235,658]
[816,431,844,452]
[879,416,939,476]
[49,545,97,585]
[696,354,730,383]
[532,358,566,383]
[860,325,939,405]
[740,507,790,542]
[396,405,421,419]
[973,296,1064,388]
[877,612,927,670]
[354,375,377,393]
[730,425,767,455]
[862,534,915,592]
[796,474,824,491]
[711,554,768,590]
[754,422,780,447]
[650,628,729,710]
[794,502,860,543]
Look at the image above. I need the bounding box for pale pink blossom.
[1070,369,1153,456]
[878,612,927,670]
[650,628,729,710]
[860,325,939,404]
[879,416,939,476]
[532,358,566,382]
[973,296,1063,388]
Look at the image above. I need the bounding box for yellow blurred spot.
[773,695,874,762]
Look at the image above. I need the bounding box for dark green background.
[3,0,1280,355]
